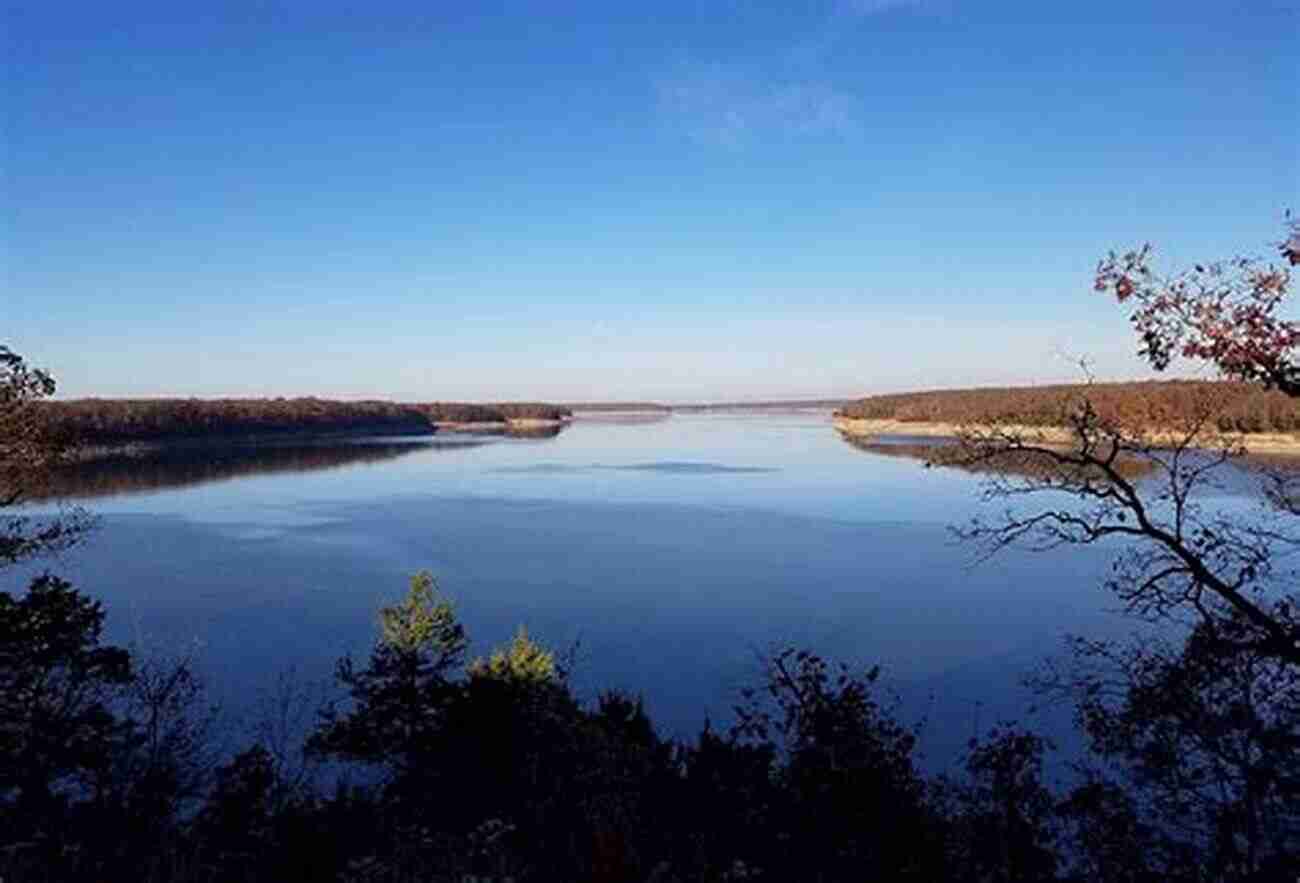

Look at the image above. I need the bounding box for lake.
[15,410,1166,768]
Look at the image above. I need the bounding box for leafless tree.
[947,386,1300,669]
[948,223,1300,670]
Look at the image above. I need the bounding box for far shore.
[61,416,573,461]
[832,416,1300,456]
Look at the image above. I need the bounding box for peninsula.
[834,380,1300,454]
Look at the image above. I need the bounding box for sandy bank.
[432,417,571,433]
[832,417,1300,455]
[505,416,572,429]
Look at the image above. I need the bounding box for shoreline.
[431,416,571,432]
[832,416,1300,455]
[62,417,573,460]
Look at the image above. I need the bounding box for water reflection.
[436,423,569,439]
[570,411,673,425]
[491,461,779,475]
[835,430,1161,479]
[498,423,567,439]
[35,439,486,501]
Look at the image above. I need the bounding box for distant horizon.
[38,367,1221,408]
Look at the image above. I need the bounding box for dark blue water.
[16,411,1150,767]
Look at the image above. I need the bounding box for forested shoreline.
[31,381,1300,453]
[837,380,1300,434]
[35,399,573,446]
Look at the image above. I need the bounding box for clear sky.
[6,1,1298,402]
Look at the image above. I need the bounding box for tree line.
[33,398,572,446]
[837,379,1300,435]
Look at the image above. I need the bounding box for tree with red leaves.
[1094,218,1300,396]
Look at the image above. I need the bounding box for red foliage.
[1094,222,1299,396]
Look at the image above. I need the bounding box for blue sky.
[6,0,1298,401]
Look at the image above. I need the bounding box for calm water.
[18,411,1178,766]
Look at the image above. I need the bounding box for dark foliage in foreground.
[2,572,1296,883]
[35,399,572,446]
[837,380,1300,434]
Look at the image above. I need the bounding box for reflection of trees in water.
[840,430,1300,491]
[836,431,1157,480]
[432,423,569,439]
[31,440,487,501]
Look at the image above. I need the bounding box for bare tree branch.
[945,386,1300,668]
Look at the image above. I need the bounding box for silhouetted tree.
[194,745,280,876]
[945,727,1060,883]
[309,571,466,782]
[954,398,1300,671]
[733,648,942,880]
[0,574,132,872]
[940,224,1300,880]
[0,345,90,567]
[1037,622,1300,881]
